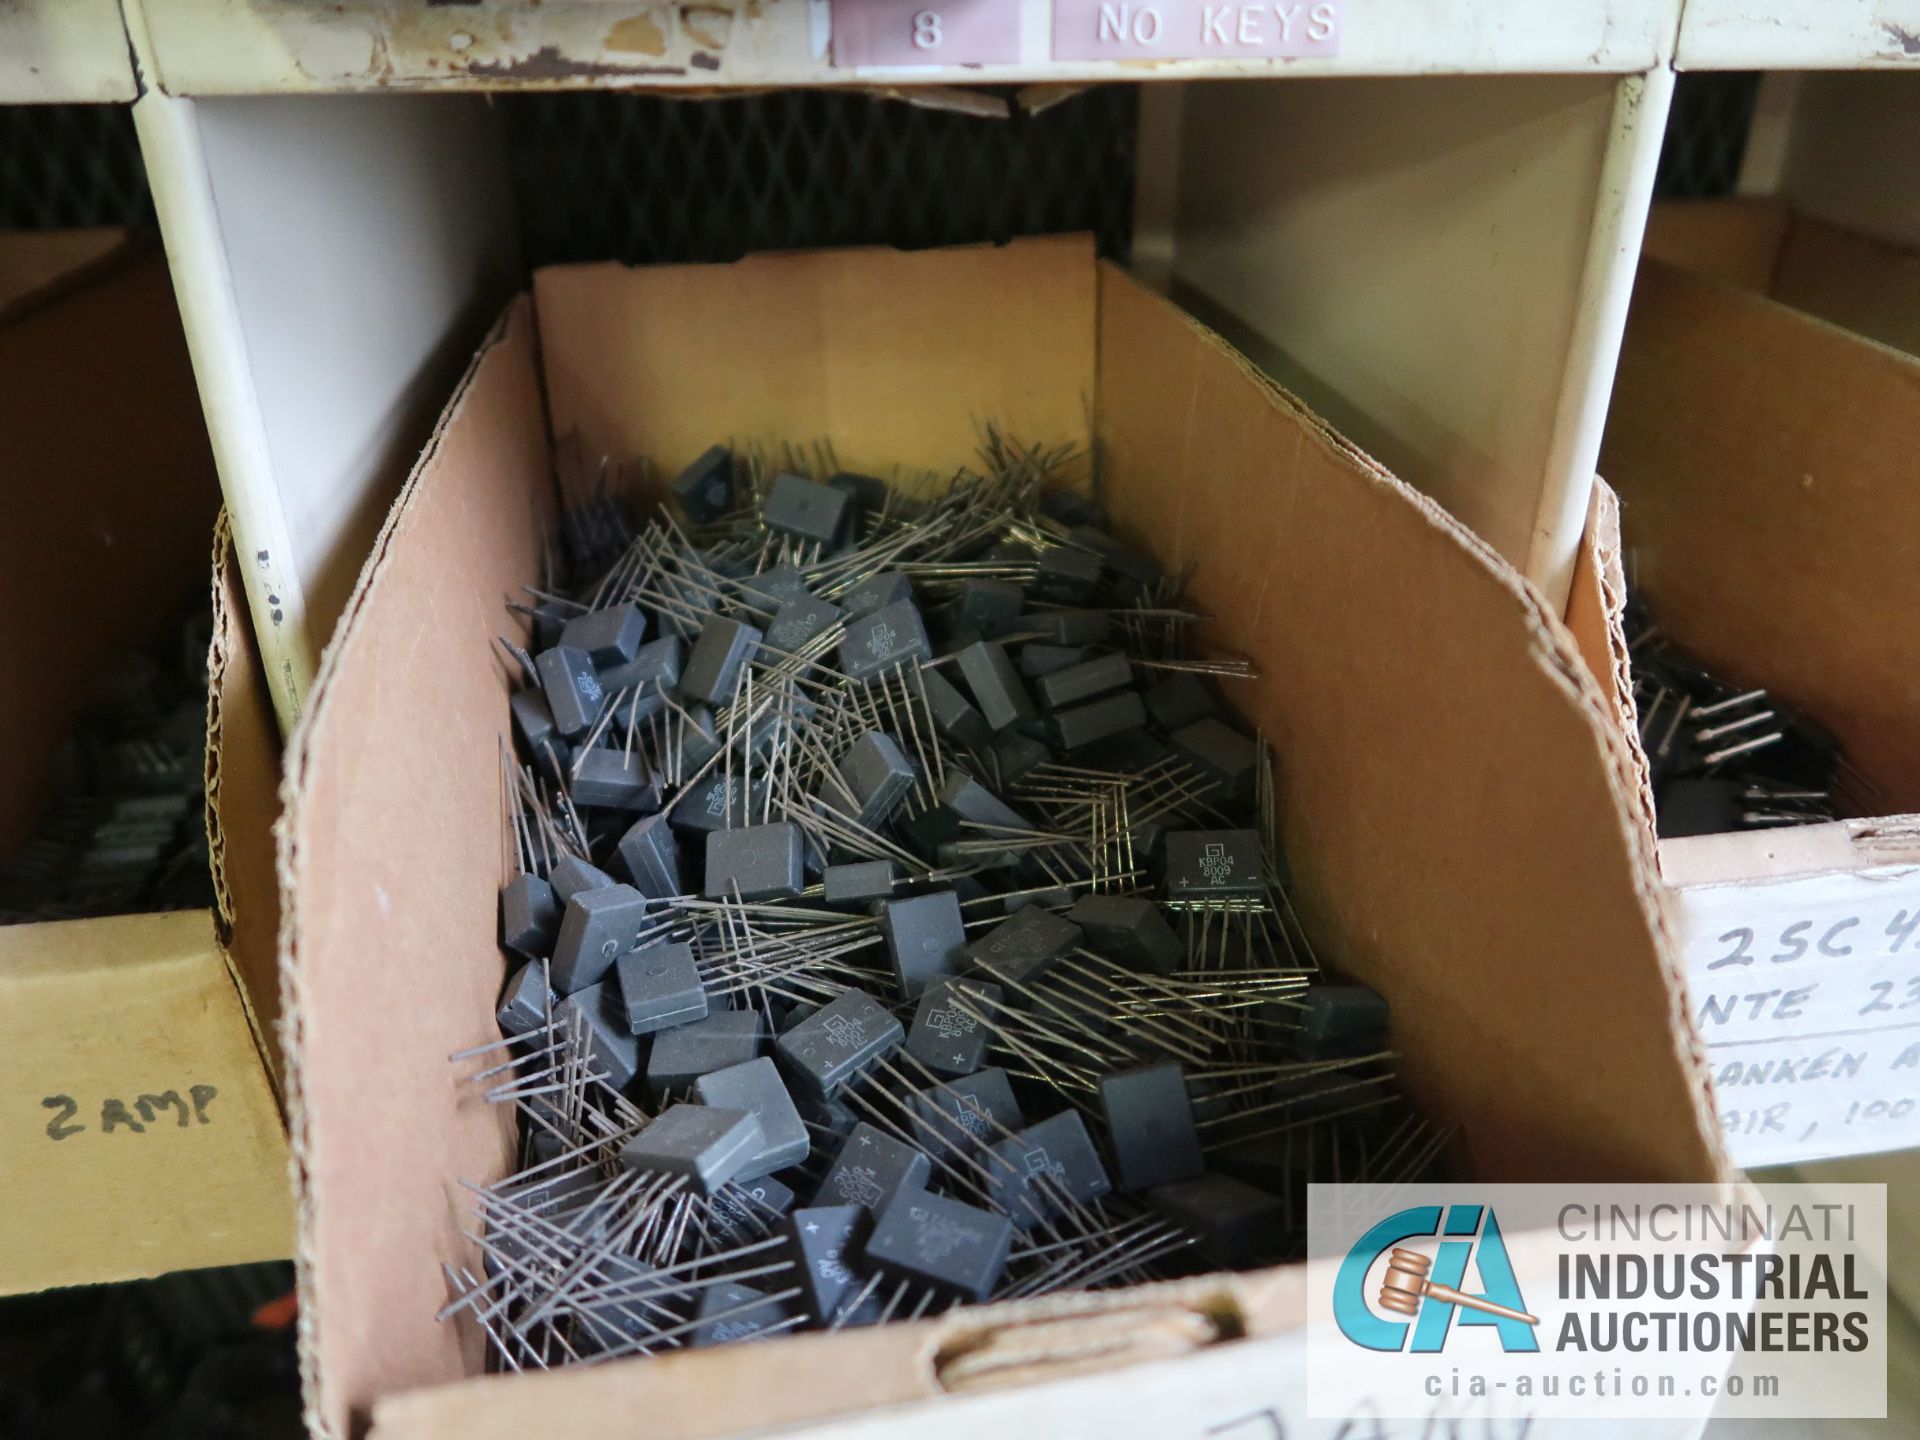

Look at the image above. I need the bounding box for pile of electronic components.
[448,435,1447,1368]
[0,610,215,923]
[1627,600,1857,839]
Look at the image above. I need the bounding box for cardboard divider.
[0,234,291,1291]
[282,238,1722,1440]
[1598,249,1920,1167]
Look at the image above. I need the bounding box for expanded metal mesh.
[0,103,152,230]
[499,86,1138,268]
[1657,72,1763,199]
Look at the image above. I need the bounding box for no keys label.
[1054,1,1342,60]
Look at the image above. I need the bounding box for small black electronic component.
[689,1280,797,1347]
[775,990,904,1097]
[600,634,683,696]
[1018,643,1087,680]
[954,579,1024,639]
[1169,718,1258,804]
[614,941,707,1033]
[693,1056,811,1178]
[704,821,804,902]
[682,616,763,705]
[552,883,650,994]
[838,598,933,681]
[1163,829,1266,903]
[561,603,648,668]
[1033,652,1132,710]
[1147,1172,1286,1266]
[920,668,991,748]
[616,811,683,897]
[1020,609,1110,646]
[954,640,1036,733]
[547,854,617,905]
[1067,894,1181,975]
[822,860,896,907]
[964,904,1083,986]
[836,731,918,826]
[787,1204,875,1325]
[1033,545,1102,604]
[671,445,735,522]
[1298,984,1390,1058]
[499,872,560,958]
[646,1009,768,1096]
[557,982,643,1092]
[878,890,968,998]
[765,472,853,548]
[1047,691,1147,751]
[986,1111,1112,1227]
[1144,673,1218,732]
[767,593,845,653]
[569,750,661,811]
[740,563,811,614]
[865,1187,1013,1302]
[816,1122,932,1213]
[1099,1062,1204,1192]
[536,644,606,739]
[904,978,1001,1077]
[670,773,765,833]
[496,961,552,1038]
[907,1067,1023,1162]
[838,570,912,618]
[620,1104,764,1196]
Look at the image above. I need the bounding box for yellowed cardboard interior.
[283,236,1723,1440]
[1601,254,1920,816]
[0,235,290,1293]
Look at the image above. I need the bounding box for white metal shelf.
[0,0,136,104]
[1677,0,1920,71]
[129,0,1676,94]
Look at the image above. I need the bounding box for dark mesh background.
[498,87,1139,267]
[0,103,151,230]
[1656,72,1763,198]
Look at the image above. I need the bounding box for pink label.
[1052,1,1343,61]
[830,0,1022,67]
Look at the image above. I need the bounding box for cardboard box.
[281,235,1724,1440]
[1599,241,1920,1167]
[1644,197,1920,361]
[0,234,291,1293]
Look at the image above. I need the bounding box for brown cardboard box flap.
[0,909,293,1293]
[285,242,1722,1440]
[1602,257,1920,812]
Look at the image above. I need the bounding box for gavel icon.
[1378,1248,1539,1324]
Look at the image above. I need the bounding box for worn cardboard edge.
[278,299,535,1440]
[205,508,287,1101]
[1662,814,1920,891]
[1091,259,1729,1192]
[1566,479,1659,847]
[370,1268,1302,1440]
